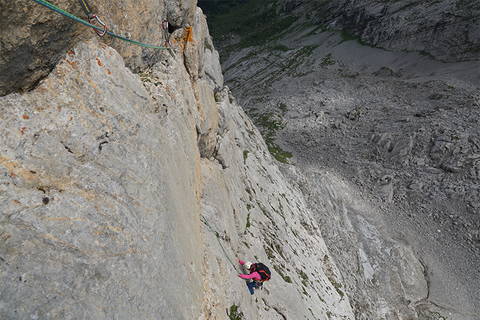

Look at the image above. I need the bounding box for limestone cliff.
[0,3,359,319]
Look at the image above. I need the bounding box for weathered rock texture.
[3,0,478,319]
[0,5,364,320]
[198,87,355,319]
[0,37,208,319]
[0,0,196,96]
[301,0,480,62]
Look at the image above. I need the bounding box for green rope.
[200,216,240,273]
[31,0,170,50]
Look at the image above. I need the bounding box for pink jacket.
[238,260,262,281]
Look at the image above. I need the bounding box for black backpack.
[251,263,271,282]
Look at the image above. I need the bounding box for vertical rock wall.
[0,1,437,319]
[0,36,207,319]
[0,4,357,319]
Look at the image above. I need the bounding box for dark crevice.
[272,306,287,320]
[209,135,227,169]
[96,132,112,140]
[37,186,64,193]
[97,132,112,151]
[213,152,227,170]
[1,20,75,96]
[61,142,74,154]
[98,141,109,151]
[37,186,47,194]
[168,23,181,34]
[23,68,53,94]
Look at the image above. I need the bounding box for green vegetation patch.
[340,30,368,46]
[321,53,336,66]
[273,264,292,283]
[280,45,319,73]
[203,0,297,50]
[329,276,344,298]
[298,269,309,287]
[245,212,251,229]
[254,111,292,163]
[243,150,249,164]
[268,144,293,163]
[228,304,245,320]
[417,309,448,320]
[264,244,275,260]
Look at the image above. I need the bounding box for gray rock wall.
[197,87,355,319]
[204,0,479,63]
[0,5,358,320]
[0,38,206,319]
[297,0,480,62]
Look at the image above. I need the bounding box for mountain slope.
[202,0,480,319]
[201,0,480,62]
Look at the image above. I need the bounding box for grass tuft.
[243,150,249,164]
[227,304,244,320]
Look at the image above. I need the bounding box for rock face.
[199,88,355,320]
[205,0,480,63]
[0,5,365,320]
[303,0,480,62]
[2,0,477,319]
[0,0,196,96]
[0,37,208,320]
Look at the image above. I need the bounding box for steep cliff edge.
[1,3,359,319]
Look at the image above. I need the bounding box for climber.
[238,260,271,295]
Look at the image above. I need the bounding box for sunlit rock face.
[0,0,196,96]
[1,0,478,319]
[0,3,359,320]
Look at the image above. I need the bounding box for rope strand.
[31,0,171,50]
[200,216,240,273]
